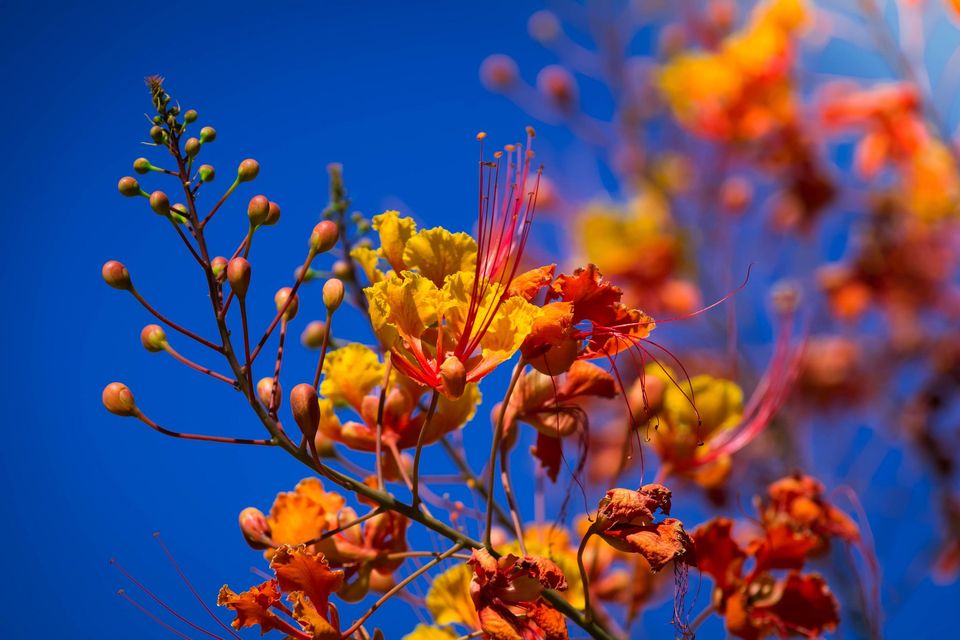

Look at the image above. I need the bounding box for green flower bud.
[227,257,251,297]
[118,176,141,197]
[140,324,168,352]
[102,260,132,290]
[211,256,228,282]
[247,195,270,227]
[198,164,215,182]
[149,125,165,143]
[322,278,345,311]
[310,220,339,254]
[169,106,180,116]
[184,137,201,157]
[149,190,170,216]
[102,382,137,417]
[133,158,152,174]
[300,321,327,349]
[237,159,260,183]
[200,126,217,143]
[274,287,299,321]
[183,109,198,124]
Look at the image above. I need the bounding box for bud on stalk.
[290,384,321,442]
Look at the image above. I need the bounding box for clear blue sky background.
[1,1,957,638]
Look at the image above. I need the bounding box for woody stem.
[411,389,440,510]
[484,360,525,547]
[340,543,465,638]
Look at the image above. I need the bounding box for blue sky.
[2,1,958,638]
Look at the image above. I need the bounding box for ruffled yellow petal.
[403,227,477,287]
[478,295,541,365]
[425,563,478,628]
[366,272,441,347]
[320,343,384,408]
[423,383,482,443]
[350,246,385,284]
[373,210,417,273]
[402,625,459,640]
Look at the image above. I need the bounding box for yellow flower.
[320,343,384,408]
[425,562,479,628]
[402,625,458,640]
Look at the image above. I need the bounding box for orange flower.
[468,548,570,640]
[218,545,344,640]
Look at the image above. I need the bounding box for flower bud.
[537,65,578,111]
[322,278,345,311]
[264,201,281,226]
[183,109,198,124]
[184,137,201,157]
[332,260,351,279]
[118,176,141,197]
[528,10,560,42]
[237,158,260,183]
[314,430,337,458]
[439,356,466,399]
[238,507,272,549]
[274,287,299,321]
[720,176,752,214]
[198,164,215,182]
[310,220,339,254]
[211,256,228,282]
[480,54,519,91]
[149,125,165,143]
[102,382,137,416]
[227,257,251,297]
[133,158,152,174]
[301,321,327,349]
[140,324,168,352]
[149,190,170,216]
[290,383,320,441]
[102,260,132,290]
[200,126,217,143]
[247,195,270,227]
[257,377,281,408]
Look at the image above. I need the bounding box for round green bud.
[149,191,170,216]
[102,260,132,290]
[152,115,163,125]
[149,125,165,143]
[264,201,281,226]
[184,137,201,157]
[301,321,327,349]
[274,287,299,321]
[211,256,228,282]
[102,382,137,417]
[118,176,141,197]
[140,324,168,352]
[184,109,198,124]
[310,220,339,254]
[237,159,260,183]
[198,164,215,182]
[322,278,345,311]
[169,106,180,116]
[227,257,251,297]
[247,195,270,227]
[200,126,217,143]
[133,158,152,174]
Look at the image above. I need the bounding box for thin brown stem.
[312,311,334,388]
[134,410,274,446]
[130,288,222,352]
[484,361,524,547]
[577,524,599,623]
[268,318,288,417]
[162,344,237,387]
[199,178,239,228]
[298,507,384,547]
[411,390,440,510]
[250,249,317,363]
[340,543,465,639]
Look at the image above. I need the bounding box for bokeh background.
[2,1,958,638]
